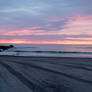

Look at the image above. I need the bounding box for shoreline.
[0,55,92,59]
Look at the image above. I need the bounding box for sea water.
[0,44,92,57]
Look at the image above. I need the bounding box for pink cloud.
[60,15,92,35]
[0,39,92,44]
[1,15,92,44]
[67,15,92,25]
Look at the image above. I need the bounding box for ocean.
[0,44,92,58]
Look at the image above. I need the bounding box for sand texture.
[0,56,92,92]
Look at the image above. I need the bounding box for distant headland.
[0,45,14,51]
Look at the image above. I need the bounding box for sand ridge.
[0,56,92,92]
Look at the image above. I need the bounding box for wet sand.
[0,56,92,92]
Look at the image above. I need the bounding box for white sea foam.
[0,44,92,57]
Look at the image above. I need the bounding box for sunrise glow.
[0,0,92,44]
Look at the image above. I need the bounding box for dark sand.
[0,56,92,92]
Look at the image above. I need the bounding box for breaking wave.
[14,50,92,54]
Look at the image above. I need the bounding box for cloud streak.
[0,0,92,44]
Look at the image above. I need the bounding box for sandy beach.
[0,56,92,92]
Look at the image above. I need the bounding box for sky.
[0,0,92,44]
